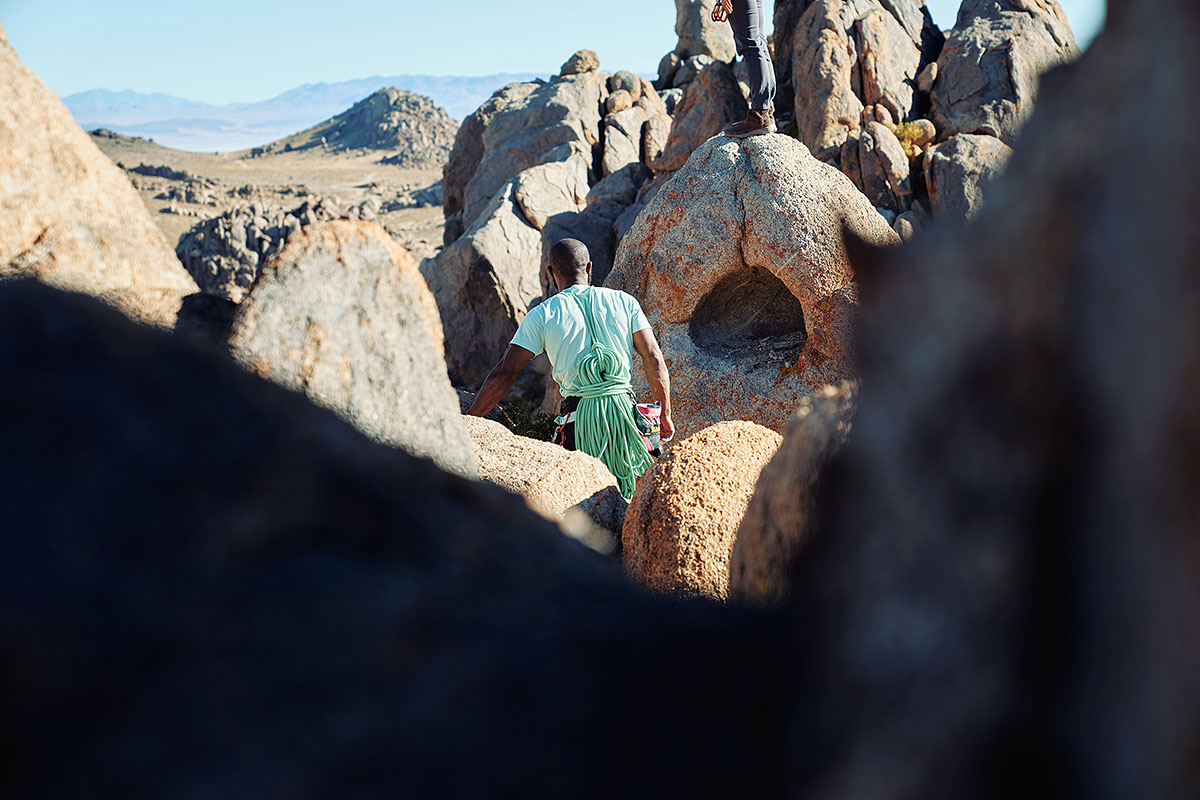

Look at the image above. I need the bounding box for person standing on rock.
[713,0,777,138]
[467,238,673,498]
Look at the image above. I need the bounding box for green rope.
[564,287,654,499]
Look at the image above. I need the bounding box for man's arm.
[632,328,674,441]
[466,345,536,417]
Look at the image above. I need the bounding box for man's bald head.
[548,238,592,288]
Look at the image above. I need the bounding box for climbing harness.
[562,287,655,499]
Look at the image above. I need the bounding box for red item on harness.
[555,401,665,457]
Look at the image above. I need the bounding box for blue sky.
[1,0,1105,104]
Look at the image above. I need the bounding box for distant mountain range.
[63,74,540,153]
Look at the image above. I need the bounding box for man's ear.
[586,261,593,279]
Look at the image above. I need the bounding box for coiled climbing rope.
[566,287,654,499]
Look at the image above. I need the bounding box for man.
[713,0,777,138]
[466,239,673,498]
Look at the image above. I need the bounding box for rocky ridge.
[254,87,458,168]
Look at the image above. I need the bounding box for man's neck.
[559,280,589,291]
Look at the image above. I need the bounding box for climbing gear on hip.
[562,287,655,499]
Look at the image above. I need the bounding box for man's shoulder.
[594,286,638,305]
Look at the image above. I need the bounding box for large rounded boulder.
[622,421,782,600]
[607,134,897,435]
[0,24,197,327]
[229,220,478,477]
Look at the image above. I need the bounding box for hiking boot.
[723,109,777,139]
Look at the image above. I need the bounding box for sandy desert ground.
[91,131,446,262]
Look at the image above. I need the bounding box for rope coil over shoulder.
[564,287,653,499]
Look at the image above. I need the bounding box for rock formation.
[774,0,1076,229]
[228,220,477,476]
[623,421,782,600]
[464,415,627,543]
[0,23,197,327]
[674,0,737,62]
[777,0,943,160]
[5,2,1200,795]
[607,134,897,434]
[429,54,672,388]
[257,87,458,168]
[176,196,342,302]
[650,60,746,173]
[0,279,791,799]
[931,0,1078,145]
[728,382,855,605]
[785,1,1200,792]
[923,133,1013,223]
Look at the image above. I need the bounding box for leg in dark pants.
[729,0,776,111]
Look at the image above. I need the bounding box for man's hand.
[660,414,675,443]
[466,345,535,417]
[712,0,733,23]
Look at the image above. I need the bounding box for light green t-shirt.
[510,285,651,396]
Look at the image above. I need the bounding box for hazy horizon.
[3,0,1105,105]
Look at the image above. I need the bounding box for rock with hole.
[608,134,897,434]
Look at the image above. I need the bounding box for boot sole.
[724,124,778,140]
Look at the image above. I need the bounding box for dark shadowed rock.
[0,280,792,800]
[786,3,1200,795]
[0,23,196,327]
[728,382,855,605]
[229,220,477,476]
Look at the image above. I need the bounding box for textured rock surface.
[623,421,782,600]
[0,24,196,327]
[786,0,943,159]
[787,3,1200,793]
[464,415,626,537]
[651,61,746,173]
[258,87,458,167]
[512,152,590,230]
[608,134,897,434]
[229,220,477,476]
[0,280,791,799]
[453,73,607,233]
[423,179,543,386]
[931,0,1078,145]
[728,383,855,605]
[923,133,1013,222]
[857,121,912,211]
[176,196,340,302]
[560,49,601,76]
[675,0,737,61]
